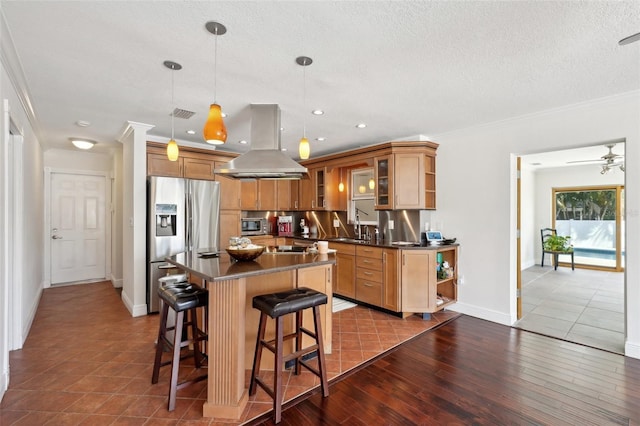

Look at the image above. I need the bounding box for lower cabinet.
[355,245,383,306]
[330,242,356,299]
[400,246,458,314]
[382,249,399,311]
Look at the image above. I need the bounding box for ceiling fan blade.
[619,32,640,46]
[566,159,603,164]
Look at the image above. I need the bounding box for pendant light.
[369,177,375,190]
[203,21,227,145]
[296,56,312,159]
[164,60,182,161]
[338,168,344,192]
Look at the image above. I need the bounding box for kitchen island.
[165,250,335,420]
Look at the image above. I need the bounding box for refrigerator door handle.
[185,186,191,251]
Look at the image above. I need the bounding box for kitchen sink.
[329,237,370,244]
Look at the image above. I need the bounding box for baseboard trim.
[0,369,8,404]
[448,302,512,326]
[110,274,123,288]
[120,290,147,317]
[21,284,43,347]
[625,340,640,359]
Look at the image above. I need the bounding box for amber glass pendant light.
[296,56,312,159]
[164,60,182,161]
[203,21,227,145]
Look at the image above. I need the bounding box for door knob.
[52,235,62,239]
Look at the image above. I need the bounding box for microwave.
[241,217,268,236]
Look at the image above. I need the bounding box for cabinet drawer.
[356,267,383,283]
[356,245,383,259]
[356,255,382,271]
[356,279,382,306]
[329,242,356,255]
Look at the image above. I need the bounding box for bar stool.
[249,287,329,423]
[151,283,208,411]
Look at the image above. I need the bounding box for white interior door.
[50,173,106,284]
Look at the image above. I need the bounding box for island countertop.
[165,249,336,282]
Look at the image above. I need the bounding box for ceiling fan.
[567,143,625,174]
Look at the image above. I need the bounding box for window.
[349,168,377,225]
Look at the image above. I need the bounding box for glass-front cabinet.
[374,155,393,209]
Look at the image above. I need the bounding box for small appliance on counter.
[277,215,293,236]
[300,218,309,236]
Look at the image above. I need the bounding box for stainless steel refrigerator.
[147,176,220,313]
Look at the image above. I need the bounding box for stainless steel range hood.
[213,104,308,179]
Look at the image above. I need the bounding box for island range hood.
[213,104,308,179]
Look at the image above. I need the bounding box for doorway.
[47,171,108,285]
[515,143,626,354]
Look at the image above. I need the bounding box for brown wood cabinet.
[240,180,277,211]
[374,152,433,210]
[401,246,457,314]
[219,210,241,249]
[298,175,314,211]
[382,249,399,311]
[214,161,241,210]
[355,245,384,306]
[330,242,356,299]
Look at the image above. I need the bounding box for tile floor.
[515,264,624,354]
[0,281,458,425]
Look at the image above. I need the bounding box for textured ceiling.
[1,1,639,160]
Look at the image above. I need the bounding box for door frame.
[44,168,112,287]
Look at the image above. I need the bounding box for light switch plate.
[389,220,395,230]
[333,219,340,228]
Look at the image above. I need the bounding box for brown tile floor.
[0,281,458,425]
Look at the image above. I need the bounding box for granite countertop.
[288,235,458,250]
[165,249,336,282]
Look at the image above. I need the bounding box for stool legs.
[152,302,170,385]
[249,306,328,424]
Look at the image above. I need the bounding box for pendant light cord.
[170,67,175,139]
[213,27,218,103]
[302,58,307,138]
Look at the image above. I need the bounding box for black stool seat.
[253,287,328,318]
[152,282,208,411]
[158,283,208,312]
[249,287,329,424]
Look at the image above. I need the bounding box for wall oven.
[241,217,268,236]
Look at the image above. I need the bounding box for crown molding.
[0,11,41,141]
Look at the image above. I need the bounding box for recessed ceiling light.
[316,137,325,141]
[281,148,288,152]
[312,110,324,115]
[356,123,367,128]
[70,138,96,150]
[76,120,90,127]
[280,127,285,132]
[239,140,248,144]
[186,130,196,135]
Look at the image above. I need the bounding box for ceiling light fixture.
[70,138,96,150]
[75,120,90,127]
[312,110,324,115]
[203,21,227,145]
[316,137,325,141]
[601,163,625,174]
[297,55,313,160]
[356,123,367,128]
[164,60,182,162]
[186,130,196,135]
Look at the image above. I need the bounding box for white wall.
[433,91,640,358]
[525,163,624,267]
[0,40,45,400]
[111,146,123,287]
[44,148,113,171]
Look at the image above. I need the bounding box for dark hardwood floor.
[250,315,640,425]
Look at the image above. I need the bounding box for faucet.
[355,212,361,239]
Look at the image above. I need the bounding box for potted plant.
[544,234,573,252]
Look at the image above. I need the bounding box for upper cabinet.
[373,149,436,210]
[240,180,277,211]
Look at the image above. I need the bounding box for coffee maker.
[277,215,293,236]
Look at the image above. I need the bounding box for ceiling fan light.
[299,137,310,160]
[203,104,227,145]
[71,139,95,150]
[167,139,179,161]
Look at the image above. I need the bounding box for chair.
[151,283,208,411]
[541,228,574,271]
[249,287,329,424]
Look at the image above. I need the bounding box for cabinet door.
[394,153,425,209]
[331,242,356,299]
[277,180,292,210]
[424,154,436,209]
[290,180,300,210]
[400,250,434,312]
[214,161,241,210]
[374,155,393,209]
[315,168,325,210]
[258,180,277,210]
[147,153,182,177]
[219,210,241,249]
[240,181,258,210]
[296,265,332,353]
[383,249,400,311]
[298,174,314,210]
[183,157,216,180]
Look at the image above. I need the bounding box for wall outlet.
[458,274,464,285]
[389,220,395,230]
[333,219,340,228]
